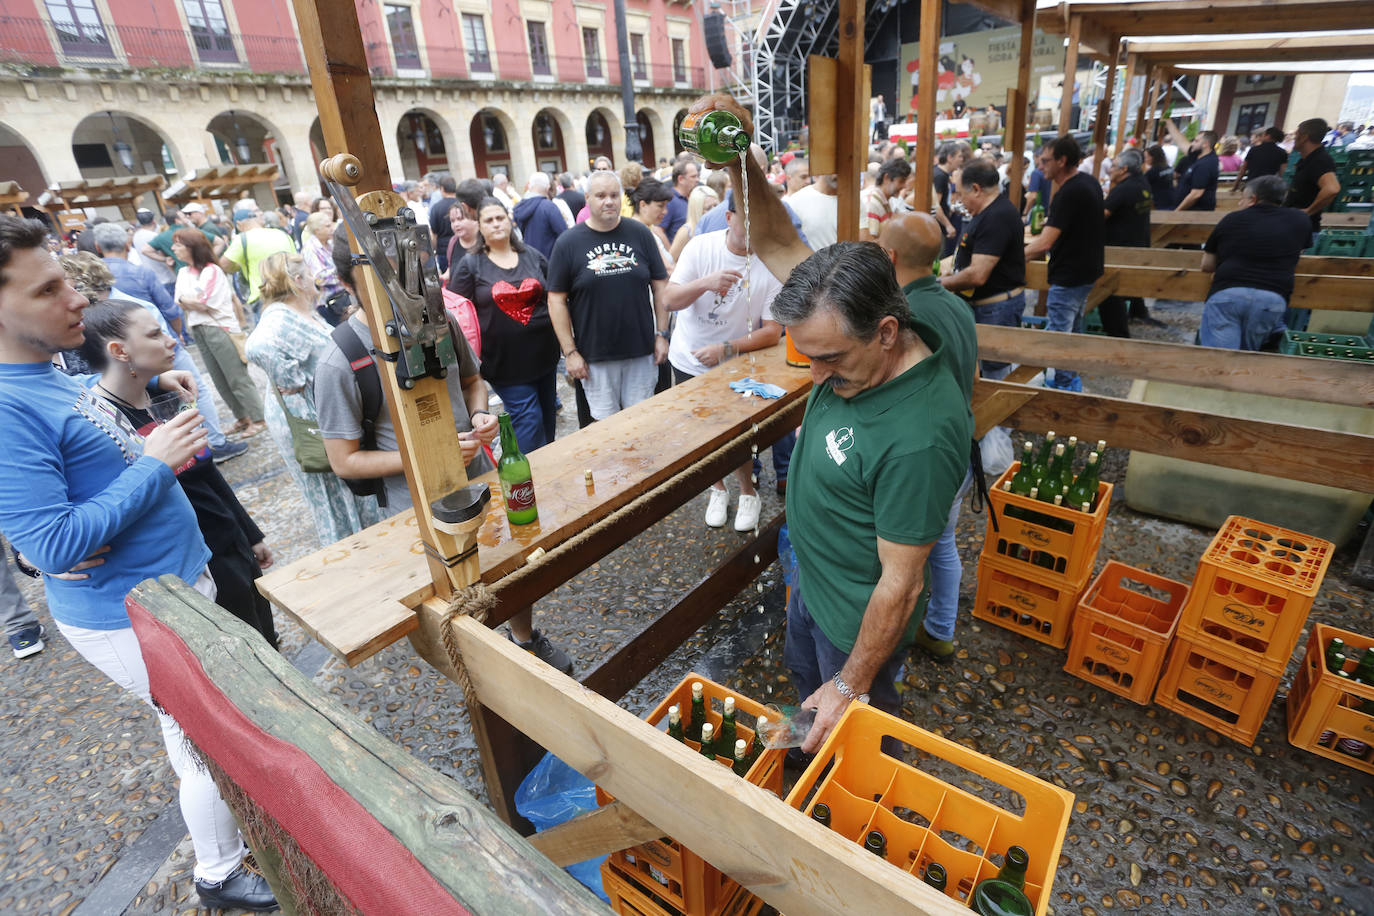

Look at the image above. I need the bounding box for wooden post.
[1146,69,1164,144]
[912,0,941,214]
[1004,0,1037,208]
[1119,52,1141,151]
[1091,37,1119,178]
[1058,15,1081,135]
[835,0,865,241]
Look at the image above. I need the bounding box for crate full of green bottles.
[596,674,783,916]
[1278,331,1374,362]
[786,704,1074,916]
[986,434,1113,587]
[1286,623,1374,775]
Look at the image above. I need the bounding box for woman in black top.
[80,299,279,648]
[452,198,560,451]
[1145,145,1176,210]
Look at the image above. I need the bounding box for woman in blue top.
[0,217,276,911]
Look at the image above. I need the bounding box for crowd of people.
[0,83,1362,911]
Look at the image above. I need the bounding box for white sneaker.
[704,488,730,527]
[734,493,761,532]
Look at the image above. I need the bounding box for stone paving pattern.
[1,301,1371,915]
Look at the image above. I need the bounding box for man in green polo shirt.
[219,204,294,318]
[705,93,973,753]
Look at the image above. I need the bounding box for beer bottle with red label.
[497,413,538,525]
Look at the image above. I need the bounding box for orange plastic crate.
[784,704,1073,916]
[1064,562,1190,705]
[1285,624,1374,775]
[596,674,784,916]
[601,860,763,916]
[1177,517,1333,675]
[1153,635,1282,745]
[972,553,1091,649]
[984,461,1112,585]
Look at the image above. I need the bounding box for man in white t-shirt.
[786,173,839,250]
[664,197,784,532]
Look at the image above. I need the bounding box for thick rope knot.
[440,583,497,701]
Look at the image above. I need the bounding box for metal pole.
[613,0,643,165]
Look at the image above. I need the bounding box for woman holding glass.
[245,251,384,543]
[451,198,560,451]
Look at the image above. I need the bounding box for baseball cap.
[232,205,257,222]
[181,202,206,214]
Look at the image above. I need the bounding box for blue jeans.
[923,468,972,642]
[1045,283,1094,387]
[1200,287,1288,351]
[784,580,906,716]
[491,371,557,452]
[1,537,39,636]
[972,292,1027,380]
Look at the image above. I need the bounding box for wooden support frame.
[1090,36,1120,179]
[834,0,865,242]
[912,0,941,214]
[1057,15,1082,136]
[1004,0,1038,208]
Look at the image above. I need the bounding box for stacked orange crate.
[785,704,1074,916]
[974,461,1113,649]
[1286,624,1374,773]
[597,674,781,916]
[1154,517,1333,745]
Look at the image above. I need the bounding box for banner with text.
[899,26,1066,118]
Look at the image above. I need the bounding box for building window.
[630,33,647,80]
[44,0,113,58]
[182,0,236,63]
[462,12,490,73]
[385,4,420,71]
[582,27,601,78]
[527,20,549,76]
[671,38,687,83]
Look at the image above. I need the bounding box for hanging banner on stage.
[898,26,1065,120]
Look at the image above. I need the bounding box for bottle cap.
[755,714,768,730]
[701,722,713,740]
[668,704,680,720]
[735,738,748,756]
[692,681,704,697]
[723,696,735,714]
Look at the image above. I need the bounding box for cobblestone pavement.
[2,305,1372,915]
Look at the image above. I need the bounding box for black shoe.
[511,629,574,675]
[195,863,279,912]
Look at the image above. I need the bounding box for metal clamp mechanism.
[320,165,456,389]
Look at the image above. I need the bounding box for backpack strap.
[330,322,388,507]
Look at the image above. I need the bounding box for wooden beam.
[1090,36,1118,178]
[580,514,784,703]
[1115,52,1139,155]
[807,56,838,175]
[1102,246,1374,276]
[971,381,1374,491]
[976,325,1374,409]
[1038,0,1374,38]
[835,0,864,242]
[1004,0,1037,209]
[913,0,941,214]
[527,802,662,868]
[1024,260,1374,312]
[1149,209,1368,246]
[1058,15,1081,135]
[1129,34,1374,66]
[449,614,972,916]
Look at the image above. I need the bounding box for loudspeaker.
[704,13,732,69]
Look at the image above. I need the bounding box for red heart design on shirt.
[492,277,542,326]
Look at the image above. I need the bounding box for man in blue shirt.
[660,159,700,240]
[92,222,182,335]
[0,215,276,912]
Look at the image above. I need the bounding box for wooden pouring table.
[259,342,810,672]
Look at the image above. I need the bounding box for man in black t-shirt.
[556,172,585,220]
[1235,127,1289,189]
[1200,175,1312,351]
[937,161,1025,378]
[932,141,970,256]
[548,171,669,424]
[1174,130,1220,211]
[1284,118,1342,236]
[1025,135,1104,390]
[1099,149,1153,338]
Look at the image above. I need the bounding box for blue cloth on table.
[729,377,787,399]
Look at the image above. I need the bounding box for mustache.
[825,377,851,390]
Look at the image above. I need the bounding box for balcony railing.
[0,15,706,89]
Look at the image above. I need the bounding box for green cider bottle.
[1010,442,1036,495]
[970,845,1033,916]
[666,704,685,742]
[1043,443,1069,498]
[732,739,751,776]
[677,109,751,164]
[687,681,707,742]
[497,413,538,525]
[1066,450,1101,511]
[1029,201,1046,235]
[1031,431,1057,487]
[811,802,832,828]
[719,696,738,753]
[1324,637,1346,673]
[699,722,717,760]
[923,862,948,892]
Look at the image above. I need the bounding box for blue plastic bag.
[514,752,610,902]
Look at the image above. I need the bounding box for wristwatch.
[655,329,670,340]
[832,672,870,705]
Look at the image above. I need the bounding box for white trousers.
[55,572,243,882]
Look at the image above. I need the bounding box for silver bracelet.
[832,671,870,705]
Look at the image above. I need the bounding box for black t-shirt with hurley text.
[452,247,560,386]
[1203,204,1313,301]
[954,193,1026,300]
[546,219,667,363]
[1244,142,1289,179]
[1284,146,1337,232]
[1045,171,1105,287]
[1103,174,1154,248]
